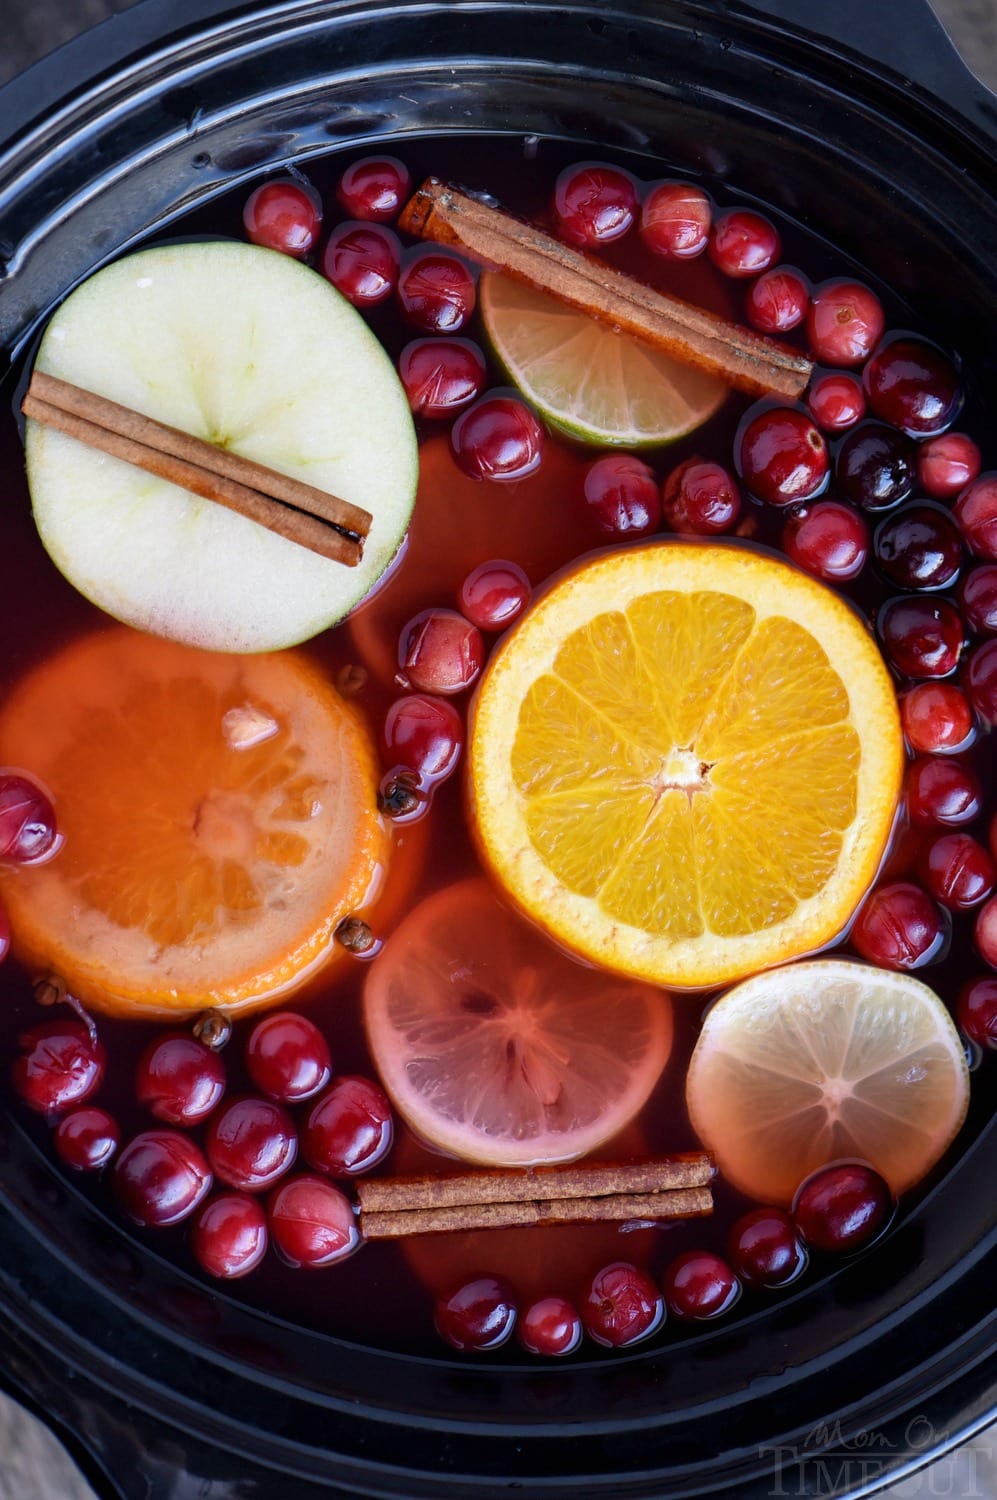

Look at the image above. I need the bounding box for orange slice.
[0,628,387,1017]
[469,542,904,988]
[685,959,970,1204]
[363,878,672,1166]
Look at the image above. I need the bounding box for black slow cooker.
[0,2,995,1496]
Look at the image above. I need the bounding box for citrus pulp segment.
[0,628,387,1017]
[363,879,672,1166]
[685,960,970,1203]
[479,271,727,446]
[469,543,904,988]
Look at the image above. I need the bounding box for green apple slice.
[25,241,418,652]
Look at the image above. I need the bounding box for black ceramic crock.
[0,2,995,1496]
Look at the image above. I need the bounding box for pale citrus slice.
[0,628,387,1017]
[685,959,970,1204]
[469,542,904,988]
[479,271,727,446]
[363,878,672,1166]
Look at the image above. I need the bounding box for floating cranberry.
[851,882,945,969]
[136,1032,226,1126]
[458,560,532,632]
[553,163,637,248]
[782,501,868,582]
[806,281,884,367]
[919,433,981,500]
[245,1012,331,1104]
[873,503,963,591]
[960,567,997,636]
[906,756,982,828]
[12,1021,105,1117]
[435,1275,518,1351]
[953,475,997,561]
[583,453,661,537]
[398,337,486,418]
[863,338,961,437]
[958,976,997,1048]
[640,181,711,259]
[919,833,995,910]
[336,155,411,222]
[835,423,916,511]
[382,693,464,783]
[268,1174,360,1268]
[967,639,997,722]
[302,1075,393,1177]
[728,1208,807,1289]
[242,178,322,258]
[0,772,59,863]
[744,267,809,334]
[321,222,400,306]
[708,209,781,279]
[581,1262,664,1348]
[450,395,544,482]
[115,1130,212,1227]
[191,1192,268,1279]
[976,897,997,969]
[807,371,866,432]
[900,683,973,754]
[794,1164,892,1253]
[662,1251,740,1321]
[54,1106,120,1171]
[736,408,828,506]
[877,596,964,678]
[206,1096,297,1192]
[518,1296,583,1357]
[397,250,476,333]
[661,458,741,536]
[398,608,484,695]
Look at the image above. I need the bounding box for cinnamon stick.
[399,179,813,401]
[360,1186,713,1241]
[22,371,371,567]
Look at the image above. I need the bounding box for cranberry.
[744,267,809,334]
[53,1106,120,1171]
[268,1174,359,1268]
[661,458,741,536]
[662,1251,739,1321]
[12,1021,105,1116]
[136,1032,226,1126]
[807,371,866,432]
[398,608,484,695]
[783,501,868,582]
[708,209,781,278]
[245,1011,331,1103]
[906,756,982,827]
[115,1131,212,1227]
[553,163,637,248]
[953,475,997,561]
[851,882,946,969]
[398,337,486,418]
[517,1296,583,1357]
[583,454,661,537]
[919,433,981,500]
[640,181,711,259]
[191,1192,268,1280]
[863,338,961,437]
[581,1262,664,1348]
[728,1208,807,1289]
[794,1164,892,1253]
[396,250,476,333]
[382,693,464,784]
[321,222,400,307]
[736,408,828,506]
[806,281,884,367]
[336,155,411,222]
[977,898,997,969]
[0,772,59,863]
[919,833,995,910]
[835,422,916,511]
[458,560,532,632]
[959,566,997,635]
[206,1096,297,1192]
[302,1075,393,1176]
[450,395,544,482]
[873,503,963,591]
[878,596,964,678]
[967,638,997,722]
[242,178,322,258]
[958,976,997,1048]
[900,683,973,753]
[435,1275,517,1352]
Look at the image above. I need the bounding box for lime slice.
[479,271,727,447]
